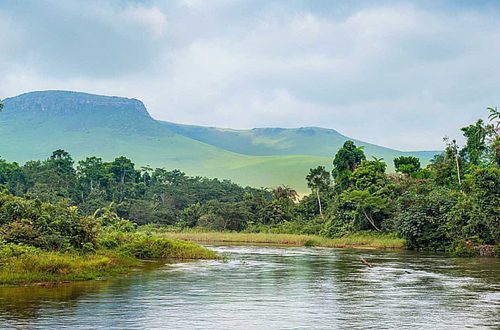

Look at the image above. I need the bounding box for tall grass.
[0,233,218,286]
[154,231,405,249]
[118,234,218,259]
[0,251,139,285]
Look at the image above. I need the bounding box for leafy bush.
[118,233,217,259]
[449,240,478,257]
[0,241,40,258]
[395,188,456,251]
[0,193,99,250]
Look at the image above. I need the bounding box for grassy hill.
[161,121,438,161]
[0,91,439,192]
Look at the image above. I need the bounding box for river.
[0,245,498,329]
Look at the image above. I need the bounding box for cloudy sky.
[1,0,499,150]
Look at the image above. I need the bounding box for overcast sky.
[1,0,499,150]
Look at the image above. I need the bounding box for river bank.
[144,230,406,249]
[2,245,497,329]
[0,237,218,286]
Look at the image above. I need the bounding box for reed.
[153,231,405,249]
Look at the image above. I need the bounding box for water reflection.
[0,281,110,321]
[0,246,498,329]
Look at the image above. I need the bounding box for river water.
[0,245,498,329]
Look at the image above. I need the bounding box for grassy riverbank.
[0,250,139,285]
[0,236,217,286]
[145,229,406,249]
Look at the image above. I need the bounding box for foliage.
[460,119,491,166]
[118,234,217,259]
[157,230,405,249]
[0,107,498,259]
[332,141,365,191]
[306,166,331,217]
[395,188,456,251]
[0,249,140,285]
[394,156,421,176]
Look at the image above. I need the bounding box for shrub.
[0,220,45,247]
[0,242,40,258]
[119,233,217,259]
[449,240,479,257]
[395,188,456,251]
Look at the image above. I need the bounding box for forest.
[0,105,499,260]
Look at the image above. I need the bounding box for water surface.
[0,246,498,329]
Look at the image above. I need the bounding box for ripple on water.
[0,245,498,329]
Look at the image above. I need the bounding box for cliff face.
[1,90,162,136]
[3,91,150,118]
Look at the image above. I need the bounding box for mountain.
[161,122,438,160]
[0,91,439,192]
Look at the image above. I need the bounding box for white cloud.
[0,1,499,150]
[122,5,168,38]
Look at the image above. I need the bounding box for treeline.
[0,153,272,228]
[313,108,499,255]
[0,107,499,256]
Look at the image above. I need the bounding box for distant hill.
[0,91,440,192]
[161,122,438,161]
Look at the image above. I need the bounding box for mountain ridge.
[0,90,440,192]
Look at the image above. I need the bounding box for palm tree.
[371,156,387,172]
[272,185,298,202]
[487,106,499,131]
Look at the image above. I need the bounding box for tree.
[465,167,500,243]
[394,156,421,177]
[486,107,500,166]
[151,168,186,186]
[350,159,387,192]
[444,137,462,186]
[197,200,251,231]
[49,149,75,176]
[0,158,27,195]
[0,99,3,112]
[487,106,499,131]
[107,156,138,202]
[271,185,298,202]
[396,188,456,251]
[77,157,110,192]
[460,119,489,166]
[22,150,79,201]
[306,166,331,218]
[342,158,390,231]
[140,165,153,185]
[332,141,365,191]
[342,190,387,231]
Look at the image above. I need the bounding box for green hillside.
[0,91,439,193]
[161,121,438,161]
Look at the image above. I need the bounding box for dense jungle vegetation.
[0,104,499,260]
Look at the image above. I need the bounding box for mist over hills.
[0,91,439,192]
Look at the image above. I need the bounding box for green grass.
[162,121,439,161]
[153,231,406,249]
[0,111,329,193]
[109,233,219,259]
[0,235,218,286]
[0,250,140,285]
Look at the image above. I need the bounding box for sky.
[1,0,499,150]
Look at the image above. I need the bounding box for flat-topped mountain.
[5,91,149,117]
[0,90,439,191]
